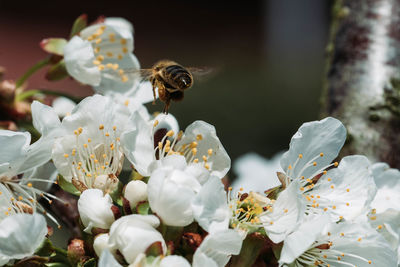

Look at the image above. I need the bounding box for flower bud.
[78,189,115,233]
[67,238,85,263]
[124,180,148,210]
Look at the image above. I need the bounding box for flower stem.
[16,57,51,88]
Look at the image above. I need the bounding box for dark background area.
[0,0,332,163]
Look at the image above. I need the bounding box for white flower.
[280,220,397,266]
[64,20,142,95]
[192,229,242,267]
[123,110,230,181]
[108,214,166,264]
[124,180,148,210]
[232,152,283,193]
[147,155,202,226]
[98,249,122,267]
[0,214,47,265]
[50,94,138,193]
[78,189,115,233]
[0,102,63,225]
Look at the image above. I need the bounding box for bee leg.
[162,94,171,114]
[151,78,157,105]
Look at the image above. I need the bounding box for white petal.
[178,121,230,179]
[0,214,47,259]
[262,180,305,243]
[122,111,155,176]
[280,117,346,180]
[105,17,134,33]
[78,189,115,233]
[312,155,376,221]
[192,176,229,234]
[98,249,122,267]
[193,229,242,267]
[148,168,199,226]
[160,255,191,267]
[52,97,77,118]
[124,180,148,209]
[368,209,400,251]
[31,100,61,135]
[0,130,30,176]
[371,163,400,213]
[280,215,330,264]
[94,233,111,257]
[108,214,165,264]
[232,152,282,193]
[64,36,101,86]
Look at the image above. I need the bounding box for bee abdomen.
[165,65,192,89]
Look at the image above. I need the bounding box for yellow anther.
[323,207,328,212]
[323,170,327,175]
[121,75,128,82]
[122,47,128,53]
[288,165,292,170]
[298,154,303,158]
[301,176,305,180]
[98,65,105,71]
[370,216,377,220]
[202,155,208,162]
[377,225,383,229]
[95,38,102,44]
[64,154,69,158]
[153,120,159,127]
[74,130,79,135]
[27,183,32,187]
[105,132,110,137]
[117,54,123,60]
[334,162,339,167]
[11,197,15,201]
[204,163,210,170]
[123,99,130,106]
[94,47,100,53]
[228,187,232,191]
[166,130,174,137]
[190,142,198,148]
[339,216,343,219]
[317,195,320,198]
[330,185,334,189]
[371,209,376,214]
[193,158,199,163]
[90,154,95,159]
[102,154,107,159]
[112,64,119,70]
[112,126,117,131]
[284,209,288,213]
[327,232,331,236]
[99,124,104,130]
[83,144,88,148]
[320,152,324,157]
[332,205,336,210]
[313,161,317,166]
[93,60,101,65]
[97,55,104,61]
[340,232,344,236]
[191,148,198,155]
[87,36,93,41]
[18,196,23,201]
[121,39,127,45]
[300,187,304,191]
[239,187,244,191]
[208,149,213,156]
[4,212,8,216]
[346,188,350,192]
[106,52,113,57]
[357,237,362,241]
[269,221,274,225]
[346,202,350,206]
[327,178,332,181]
[368,260,372,264]
[106,63,113,68]
[196,134,203,140]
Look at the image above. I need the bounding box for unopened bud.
[182,232,203,250]
[93,233,110,257]
[124,180,148,210]
[0,80,15,102]
[67,239,85,263]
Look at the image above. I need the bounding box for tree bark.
[322,0,400,168]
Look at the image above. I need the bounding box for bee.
[129,60,210,113]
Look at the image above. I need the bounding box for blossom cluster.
[0,16,399,267]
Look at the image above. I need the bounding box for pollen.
[122,47,128,53]
[340,232,344,236]
[328,178,332,181]
[117,54,123,60]
[99,124,104,130]
[334,162,339,167]
[124,99,130,106]
[358,237,362,242]
[64,154,69,158]
[323,170,327,175]
[377,225,383,229]
[288,165,292,170]
[193,158,199,163]
[324,207,328,212]
[196,134,203,140]
[166,130,174,137]
[346,202,350,206]
[346,188,350,192]
[368,260,372,264]
[332,205,336,210]
[95,38,102,44]
[93,60,101,65]
[313,161,317,166]
[105,132,110,137]
[284,209,288,213]
[27,183,32,187]
[330,185,334,189]
[121,75,128,82]
[320,153,324,157]
[98,65,105,71]
[208,149,213,155]
[106,52,113,57]
[18,196,23,200]
[191,148,197,155]
[298,154,303,158]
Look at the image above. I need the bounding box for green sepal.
[57,175,81,196]
[40,38,67,56]
[35,238,56,257]
[136,201,150,215]
[45,263,71,267]
[46,60,68,81]
[14,256,48,266]
[145,241,164,257]
[110,181,124,206]
[70,14,88,38]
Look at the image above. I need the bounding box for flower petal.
[0,214,47,259]
[160,255,191,267]
[280,117,346,180]
[0,130,30,176]
[98,249,122,267]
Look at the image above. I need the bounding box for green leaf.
[45,60,69,81]
[81,258,96,267]
[70,14,88,38]
[40,38,68,56]
[46,263,71,267]
[57,175,81,196]
[136,201,150,215]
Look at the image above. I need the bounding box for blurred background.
[0,0,333,166]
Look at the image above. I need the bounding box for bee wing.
[186,66,218,82]
[123,68,153,80]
